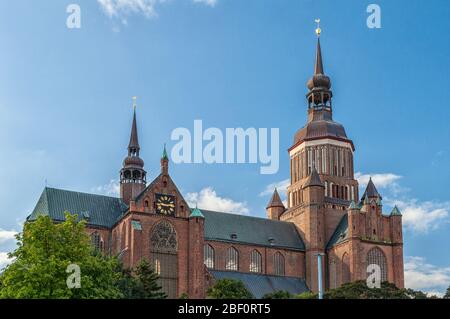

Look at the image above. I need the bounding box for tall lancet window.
[273,252,285,276]
[150,220,178,298]
[204,244,215,269]
[226,247,239,271]
[250,250,262,273]
[366,247,388,283]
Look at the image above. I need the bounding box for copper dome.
[123,156,144,167]
[294,119,349,144]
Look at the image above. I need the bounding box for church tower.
[280,23,359,291]
[120,98,147,204]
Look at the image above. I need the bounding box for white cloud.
[185,187,249,215]
[387,198,449,233]
[0,252,15,270]
[97,0,217,21]
[355,172,402,189]
[405,256,450,295]
[193,0,217,6]
[259,178,289,197]
[0,229,17,245]
[91,179,120,197]
[357,172,449,233]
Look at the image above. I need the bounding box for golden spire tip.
[315,18,321,37]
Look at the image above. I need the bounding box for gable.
[202,210,305,250]
[132,173,190,218]
[326,213,348,249]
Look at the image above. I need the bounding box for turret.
[266,188,285,220]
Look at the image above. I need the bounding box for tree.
[296,291,318,299]
[131,259,166,299]
[444,286,450,299]
[207,279,253,299]
[262,290,291,299]
[323,281,431,299]
[0,213,123,299]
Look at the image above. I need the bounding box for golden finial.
[132,96,137,110]
[315,18,321,37]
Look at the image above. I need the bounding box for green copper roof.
[189,207,205,218]
[326,213,348,249]
[161,144,168,160]
[202,210,305,250]
[28,187,128,228]
[348,201,359,210]
[390,206,402,216]
[210,271,309,298]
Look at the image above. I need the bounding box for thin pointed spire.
[162,143,169,160]
[128,100,140,152]
[314,38,324,75]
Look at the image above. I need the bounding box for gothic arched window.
[273,252,285,276]
[204,244,215,269]
[366,247,388,283]
[150,220,178,298]
[341,253,351,284]
[91,232,101,252]
[225,247,239,271]
[250,250,262,273]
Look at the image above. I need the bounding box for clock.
[155,194,176,216]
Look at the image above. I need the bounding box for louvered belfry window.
[225,247,239,271]
[150,220,178,298]
[366,247,388,283]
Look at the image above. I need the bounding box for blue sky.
[0,0,450,295]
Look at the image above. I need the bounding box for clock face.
[155,194,175,216]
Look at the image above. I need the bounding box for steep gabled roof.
[202,210,305,251]
[361,178,382,200]
[326,213,348,249]
[28,187,128,229]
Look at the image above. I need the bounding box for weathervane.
[315,18,321,37]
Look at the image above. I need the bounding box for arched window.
[204,244,215,269]
[225,247,239,271]
[366,247,388,283]
[273,252,285,276]
[341,253,350,284]
[250,250,262,273]
[91,232,101,252]
[150,220,178,298]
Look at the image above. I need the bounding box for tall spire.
[128,99,140,155]
[314,38,324,75]
[306,19,332,112]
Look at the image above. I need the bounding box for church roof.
[210,270,309,298]
[202,210,305,251]
[326,213,348,249]
[27,187,128,228]
[303,168,324,188]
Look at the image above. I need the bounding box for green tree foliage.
[323,281,432,299]
[0,214,166,299]
[0,213,123,298]
[207,279,253,299]
[295,291,318,299]
[444,286,450,299]
[262,290,292,299]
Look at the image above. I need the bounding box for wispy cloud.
[97,0,218,22]
[356,172,449,233]
[405,256,450,295]
[0,252,15,271]
[91,179,120,197]
[185,187,249,215]
[259,178,289,197]
[0,229,17,245]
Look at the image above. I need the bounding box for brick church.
[27,35,404,298]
